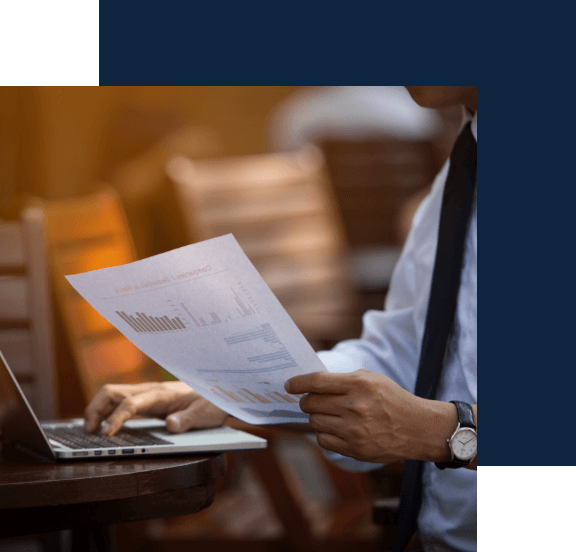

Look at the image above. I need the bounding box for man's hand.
[83,381,229,436]
[285,369,456,464]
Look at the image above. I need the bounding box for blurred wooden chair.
[321,137,438,247]
[41,185,166,403]
[110,124,224,260]
[320,137,439,294]
[244,426,383,552]
[0,204,63,552]
[147,421,387,552]
[165,145,362,350]
[0,207,56,420]
[159,147,385,550]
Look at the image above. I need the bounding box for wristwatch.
[435,401,477,470]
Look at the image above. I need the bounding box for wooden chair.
[320,137,439,248]
[243,426,383,552]
[165,145,362,350]
[158,149,388,550]
[146,421,386,552]
[110,124,224,260]
[320,138,437,550]
[41,185,166,403]
[320,137,439,295]
[0,207,56,420]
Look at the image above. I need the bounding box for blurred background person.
[266,86,441,152]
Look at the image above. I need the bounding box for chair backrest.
[166,146,361,349]
[41,185,163,402]
[321,137,439,249]
[0,208,56,419]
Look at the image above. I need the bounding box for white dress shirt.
[316,112,477,552]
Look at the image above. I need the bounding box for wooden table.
[0,443,226,550]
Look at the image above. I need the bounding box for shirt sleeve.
[315,161,449,472]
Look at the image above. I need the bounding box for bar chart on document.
[114,285,255,333]
[65,235,327,425]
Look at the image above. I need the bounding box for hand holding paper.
[66,234,327,425]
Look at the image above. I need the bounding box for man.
[84,86,477,552]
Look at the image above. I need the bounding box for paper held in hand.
[65,234,328,425]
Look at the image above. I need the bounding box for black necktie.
[391,121,477,552]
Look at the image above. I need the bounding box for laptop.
[0,350,267,461]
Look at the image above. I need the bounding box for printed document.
[65,234,328,424]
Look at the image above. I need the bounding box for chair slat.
[0,208,56,419]
[167,147,361,347]
[0,277,29,318]
[0,223,26,266]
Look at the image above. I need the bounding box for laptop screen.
[0,350,55,459]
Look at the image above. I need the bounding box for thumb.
[166,396,228,433]
[166,401,200,433]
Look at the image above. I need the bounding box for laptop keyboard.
[43,425,172,449]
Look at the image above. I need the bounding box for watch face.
[451,428,477,461]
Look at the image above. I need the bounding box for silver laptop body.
[0,349,266,461]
